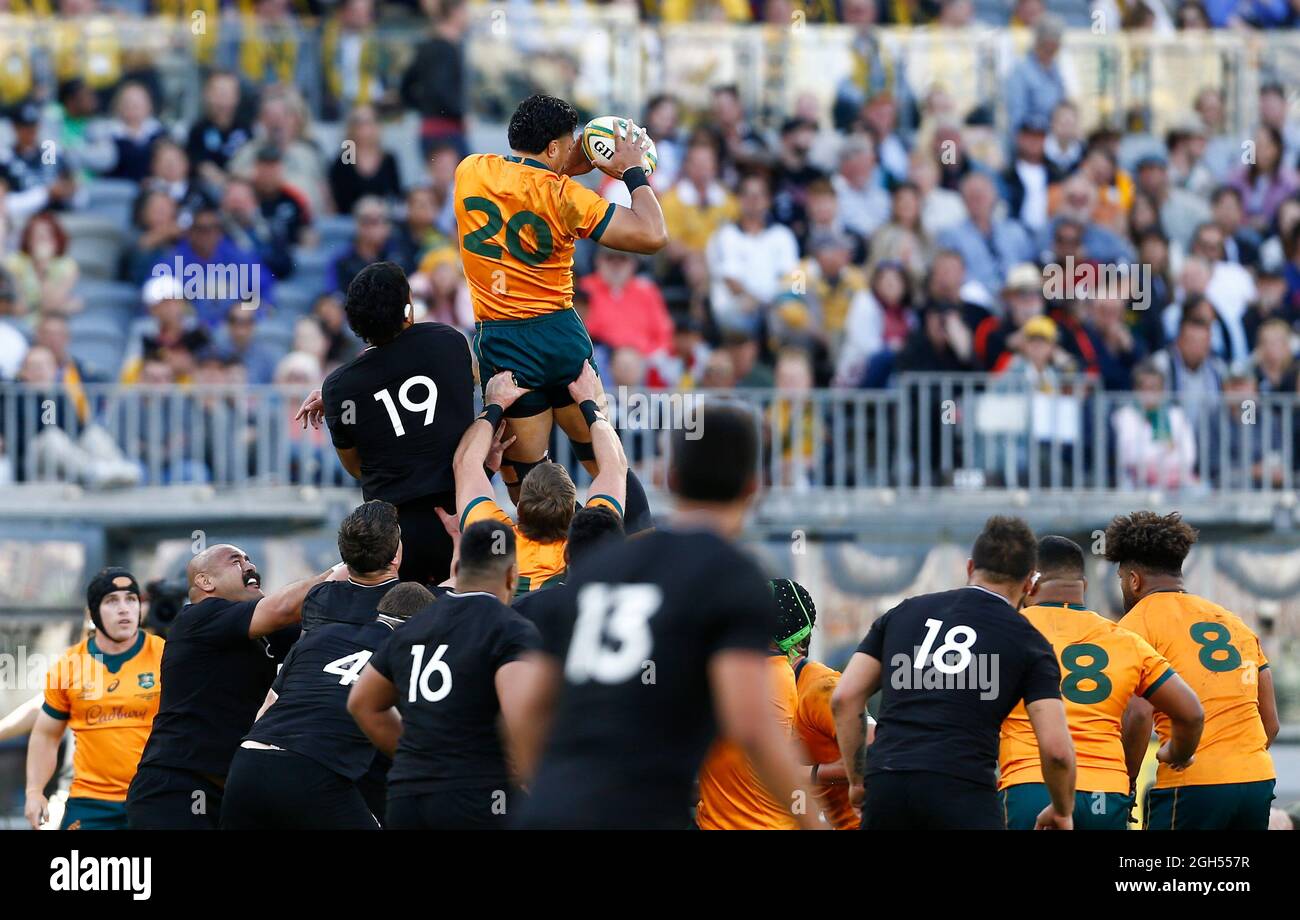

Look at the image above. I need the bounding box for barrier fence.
[3,376,1298,499]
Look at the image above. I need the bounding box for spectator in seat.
[2,345,138,487]
[140,139,211,219]
[1214,373,1287,490]
[1005,15,1067,142]
[973,263,1047,371]
[320,0,393,119]
[1001,116,1065,237]
[796,229,869,355]
[229,86,327,219]
[581,249,672,358]
[400,0,470,157]
[1210,185,1262,270]
[328,196,394,295]
[154,203,270,329]
[1151,313,1227,429]
[104,81,164,183]
[1228,124,1298,236]
[937,171,1035,304]
[5,211,80,317]
[411,247,473,332]
[1044,99,1084,175]
[709,84,768,186]
[868,180,935,284]
[646,315,711,390]
[659,135,736,287]
[310,293,363,368]
[770,117,827,242]
[836,259,915,387]
[1133,152,1211,250]
[122,277,210,385]
[328,104,402,216]
[0,99,79,217]
[214,303,280,385]
[1245,317,1298,395]
[801,178,866,264]
[831,136,890,242]
[391,185,451,274]
[220,176,291,284]
[185,70,252,196]
[1113,361,1198,491]
[1080,291,1146,391]
[123,188,183,286]
[895,301,975,374]
[706,172,800,336]
[250,144,314,257]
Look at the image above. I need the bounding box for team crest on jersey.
[137,672,155,689]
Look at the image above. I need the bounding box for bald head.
[188,543,263,603]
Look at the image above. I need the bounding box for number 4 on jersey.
[323,651,373,686]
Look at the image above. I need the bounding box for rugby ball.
[581,115,658,179]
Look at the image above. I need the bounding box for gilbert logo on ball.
[582,115,658,178]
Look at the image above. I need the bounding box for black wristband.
[622,166,649,193]
[479,403,504,428]
[579,399,603,427]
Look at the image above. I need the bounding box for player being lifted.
[453,365,627,595]
[998,536,1204,830]
[1106,512,1280,830]
[454,94,667,501]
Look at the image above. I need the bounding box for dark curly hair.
[970,515,1037,582]
[1104,511,1198,576]
[565,505,624,566]
[344,261,409,345]
[508,94,580,155]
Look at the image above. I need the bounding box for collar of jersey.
[88,630,146,674]
[504,155,550,171]
[965,584,1014,607]
[447,590,497,599]
[348,577,400,589]
[1034,601,1089,611]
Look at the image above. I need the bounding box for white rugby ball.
[581,115,658,179]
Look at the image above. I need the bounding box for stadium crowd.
[2,0,1300,490]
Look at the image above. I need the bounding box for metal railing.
[4,377,1298,499]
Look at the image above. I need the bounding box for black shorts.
[126,764,226,830]
[220,746,379,830]
[862,770,1003,830]
[394,492,456,587]
[385,785,519,830]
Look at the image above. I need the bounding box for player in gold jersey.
[26,569,164,830]
[998,536,1202,830]
[454,94,666,502]
[1105,512,1280,830]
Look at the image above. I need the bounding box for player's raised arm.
[568,364,627,510]
[831,650,881,801]
[452,371,529,515]
[596,125,668,255]
[248,563,347,638]
[1025,698,1076,829]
